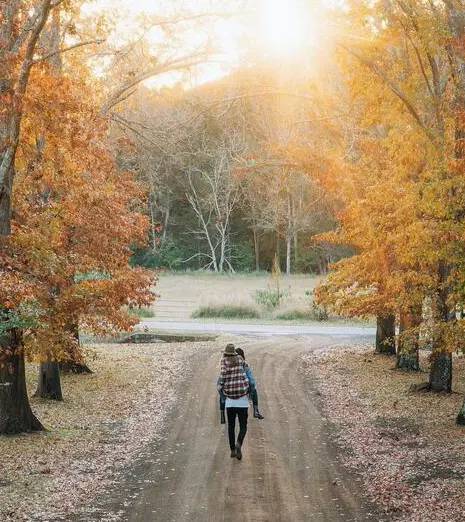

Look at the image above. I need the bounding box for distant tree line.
[119,69,349,274]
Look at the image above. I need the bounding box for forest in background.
[123,68,348,274]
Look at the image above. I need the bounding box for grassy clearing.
[192,304,260,319]
[153,272,373,325]
[155,272,322,321]
[161,269,271,277]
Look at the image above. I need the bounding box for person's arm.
[217,358,226,391]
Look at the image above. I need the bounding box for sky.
[84,0,334,88]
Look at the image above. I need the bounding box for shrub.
[131,239,185,270]
[276,303,329,322]
[311,302,329,321]
[254,288,285,310]
[192,304,260,319]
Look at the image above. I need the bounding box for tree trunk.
[218,225,226,273]
[275,229,281,269]
[0,164,14,235]
[0,332,43,434]
[286,233,291,275]
[0,155,39,435]
[428,272,452,392]
[375,315,396,355]
[396,309,421,371]
[162,200,170,243]
[34,361,63,400]
[149,196,157,250]
[286,193,292,275]
[59,323,93,374]
[444,1,465,413]
[0,1,52,435]
[253,227,260,271]
[429,352,452,393]
[293,231,298,268]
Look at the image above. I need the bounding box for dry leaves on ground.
[303,346,465,522]
[0,341,214,521]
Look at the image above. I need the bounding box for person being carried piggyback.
[217,343,264,460]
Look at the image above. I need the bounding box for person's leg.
[235,408,248,460]
[219,391,226,424]
[250,387,264,420]
[237,408,248,444]
[226,407,237,454]
[250,386,258,407]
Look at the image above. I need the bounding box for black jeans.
[226,407,248,450]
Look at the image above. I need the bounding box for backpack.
[221,355,249,399]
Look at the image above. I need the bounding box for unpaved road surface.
[84,334,380,522]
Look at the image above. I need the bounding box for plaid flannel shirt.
[218,355,249,399]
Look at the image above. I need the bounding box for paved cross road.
[138,318,376,338]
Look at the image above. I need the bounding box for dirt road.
[89,334,379,522]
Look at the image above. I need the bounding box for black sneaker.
[230,449,236,458]
[235,443,242,460]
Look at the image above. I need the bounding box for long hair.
[235,347,245,360]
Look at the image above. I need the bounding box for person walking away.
[217,347,264,423]
[218,343,249,460]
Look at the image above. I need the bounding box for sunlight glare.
[261,0,320,58]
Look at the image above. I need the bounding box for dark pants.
[219,388,258,411]
[226,407,248,450]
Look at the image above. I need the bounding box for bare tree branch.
[33,38,105,64]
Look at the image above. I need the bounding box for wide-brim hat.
[224,343,236,356]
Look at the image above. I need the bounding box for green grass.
[128,307,155,319]
[192,304,260,319]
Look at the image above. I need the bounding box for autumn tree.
[0,0,63,433]
[0,1,156,431]
[16,64,155,400]
[312,0,465,408]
